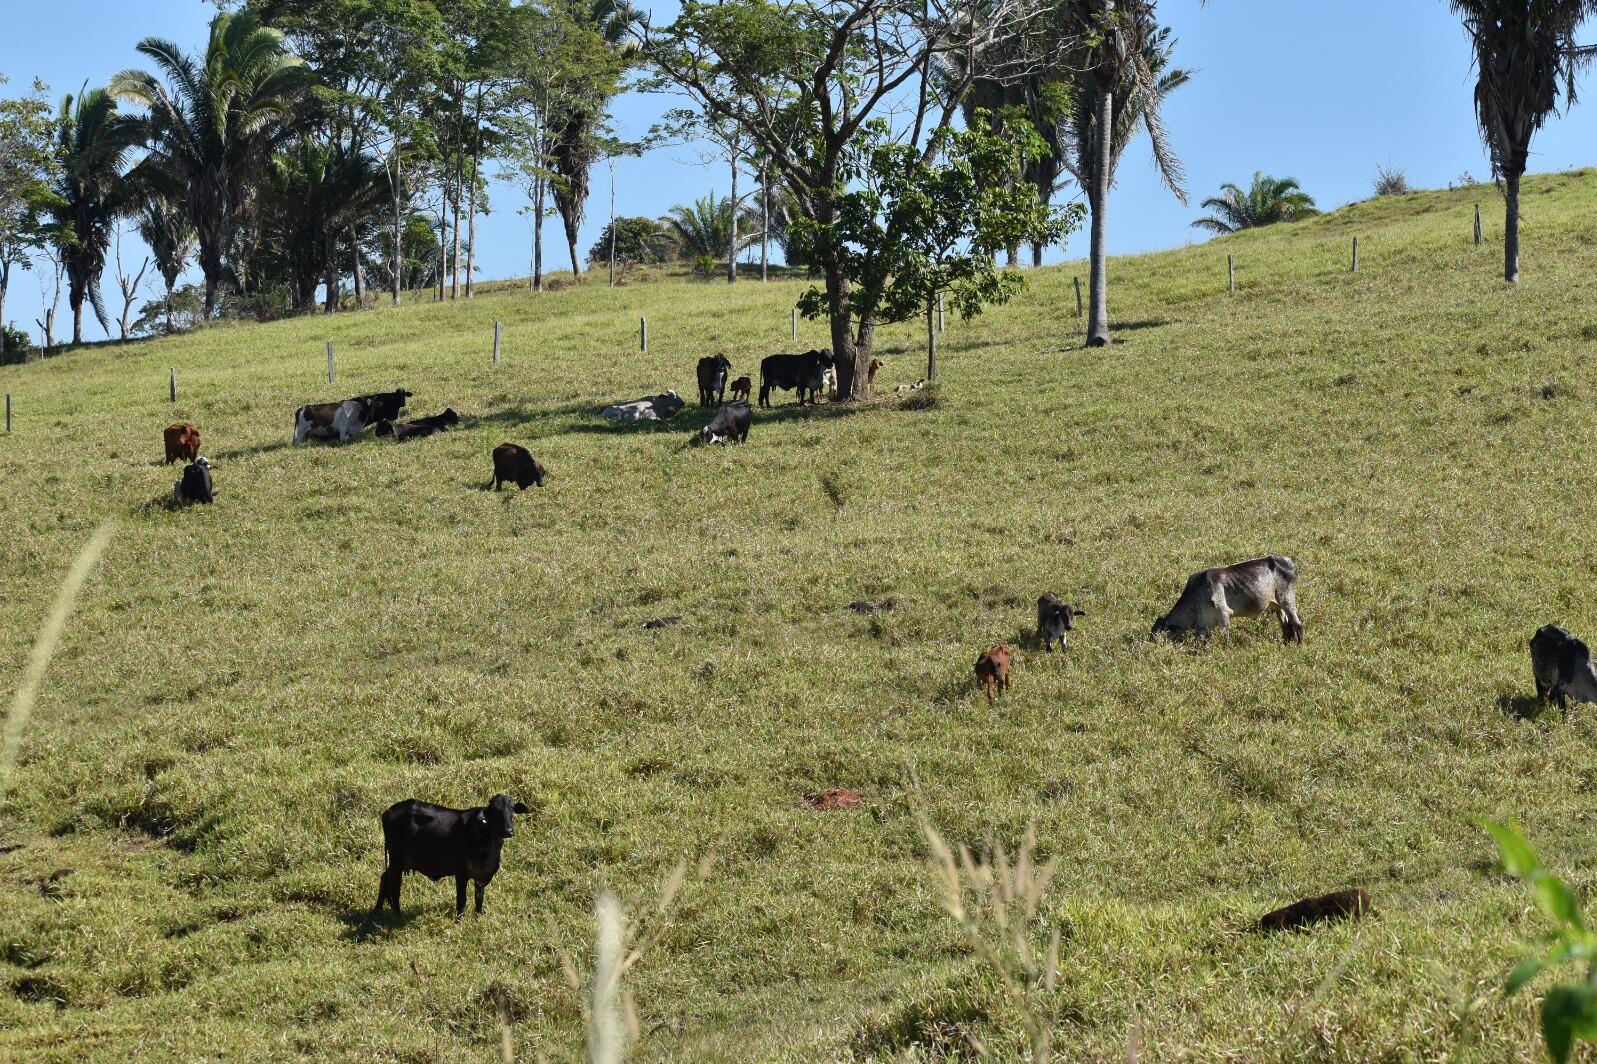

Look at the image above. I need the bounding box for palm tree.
[43,88,141,346]
[1451,0,1597,282]
[662,192,758,261]
[1071,0,1188,347]
[134,188,196,335]
[1191,173,1318,235]
[265,136,387,313]
[548,0,637,279]
[111,11,312,318]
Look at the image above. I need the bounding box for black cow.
[490,442,546,490]
[376,409,460,441]
[1531,625,1597,708]
[351,388,413,422]
[373,794,529,918]
[173,456,214,505]
[694,400,752,446]
[759,348,834,408]
[1037,593,1084,652]
[696,355,731,407]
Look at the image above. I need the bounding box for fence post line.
[1352,236,1360,274]
[327,342,335,385]
[1074,276,1084,317]
[493,320,502,365]
[926,296,937,383]
[639,317,647,352]
[791,307,797,342]
[1227,254,1236,293]
[170,367,177,403]
[1474,203,1483,246]
[4,394,10,434]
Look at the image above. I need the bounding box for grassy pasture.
[4,172,1597,1061]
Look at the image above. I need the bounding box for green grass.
[4,172,1597,1061]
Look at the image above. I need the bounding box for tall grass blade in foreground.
[1,521,116,794]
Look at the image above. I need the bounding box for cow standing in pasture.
[1037,593,1084,652]
[1530,625,1597,708]
[373,794,529,918]
[490,443,546,490]
[1152,556,1304,644]
[974,645,1012,704]
[759,349,834,407]
[697,355,732,407]
[729,375,753,402]
[164,423,200,464]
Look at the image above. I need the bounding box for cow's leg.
[474,879,487,914]
[1553,684,1569,710]
[1278,587,1305,644]
[454,875,468,919]
[1536,678,1550,702]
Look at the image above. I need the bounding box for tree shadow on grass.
[1496,692,1549,722]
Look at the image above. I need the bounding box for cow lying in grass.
[373,794,529,918]
[601,390,685,422]
[1152,555,1304,644]
[173,457,213,505]
[376,408,460,441]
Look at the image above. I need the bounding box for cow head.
[1049,603,1081,631]
[486,794,530,839]
[529,458,547,488]
[1150,614,1179,642]
[439,408,460,426]
[694,427,727,447]
[193,456,210,471]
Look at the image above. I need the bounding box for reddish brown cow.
[164,423,200,464]
[974,645,1012,704]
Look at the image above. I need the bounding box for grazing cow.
[729,376,752,402]
[1256,889,1374,933]
[1152,555,1304,644]
[173,456,214,505]
[375,409,460,442]
[693,401,752,446]
[1037,593,1084,652]
[164,423,201,464]
[759,348,834,408]
[697,355,732,407]
[974,645,1012,704]
[490,442,546,490]
[373,794,529,918]
[1530,625,1597,708]
[600,390,685,422]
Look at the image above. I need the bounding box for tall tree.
[112,10,313,318]
[1191,172,1317,234]
[134,187,196,335]
[1452,0,1597,282]
[0,76,58,335]
[43,87,140,345]
[264,135,387,312]
[1067,0,1187,347]
[640,0,1074,397]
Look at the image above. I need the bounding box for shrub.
[1374,166,1411,197]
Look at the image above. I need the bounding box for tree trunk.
[437,204,447,302]
[728,154,739,284]
[164,280,174,333]
[1005,245,1018,269]
[1504,170,1521,283]
[392,148,403,306]
[325,266,338,314]
[467,86,482,299]
[608,162,616,287]
[1086,83,1114,347]
[761,162,769,283]
[451,92,464,300]
[534,168,545,292]
[0,259,8,333]
[1031,240,1044,268]
[352,234,366,309]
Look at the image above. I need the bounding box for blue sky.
[3,0,1595,343]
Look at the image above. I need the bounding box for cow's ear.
[513,801,529,815]
[1074,608,1086,616]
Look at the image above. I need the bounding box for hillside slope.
[4,173,1597,1061]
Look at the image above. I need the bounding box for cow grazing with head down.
[490,442,546,490]
[164,423,200,464]
[372,793,529,918]
[173,456,214,505]
[759,348,834,407]
[1152,555,1304,644]
[693,401,752,446]
[1037,593,1084,652]
[974,645,1012,704]
[697,355,732,407]
[1530,625,1597,708]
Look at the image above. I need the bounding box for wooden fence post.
[1227,255,1236,293]
[170,367,177,403]
[1474,203,1483,246]
[4,394,10,435]
[1074,276,1084,317]
[926,296,937,383]
[1352,236,1360,274]
[791,307,798,342]
[640,317,647,352]
[493,320,501,365]
[326,342,335,385]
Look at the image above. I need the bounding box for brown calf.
[164,423,200,464]
[974,645,1012,704]
[1255,889,1374,933]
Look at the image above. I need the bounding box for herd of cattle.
[142,350,1597,923]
